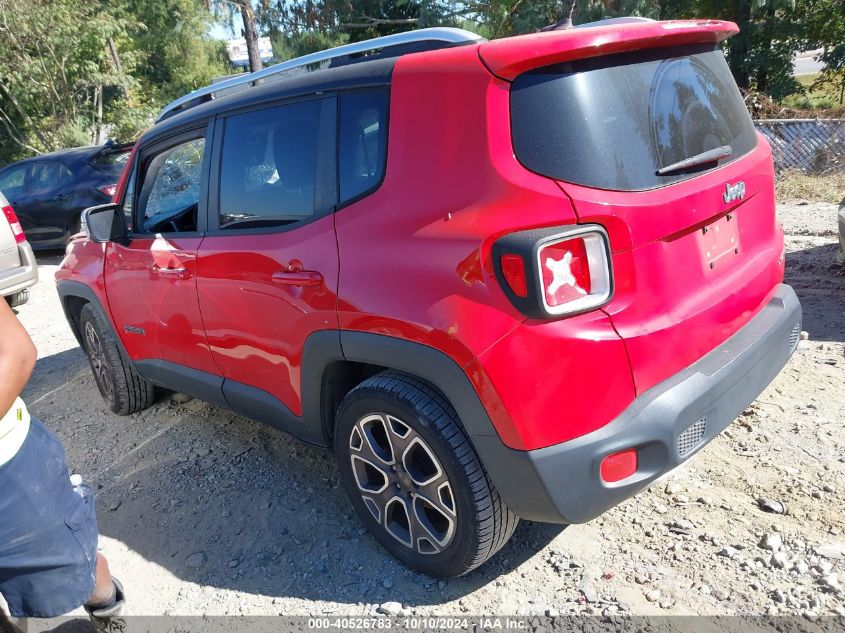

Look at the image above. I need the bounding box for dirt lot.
[13,200,845,619]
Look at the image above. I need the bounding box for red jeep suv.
[57,19,802,577]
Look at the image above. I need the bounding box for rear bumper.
[0,242,38,298]
[477,284,801,523]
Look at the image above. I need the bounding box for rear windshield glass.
[511,44,758,191]
[89,149,131,178]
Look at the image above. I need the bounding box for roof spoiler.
[479,19,738,81]
[94,140,134,156]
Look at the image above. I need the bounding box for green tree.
[657,0,802,99]
[118,0,229,103]
[801,0,845,104]
[0,0,129,163]
[0,0,229,166]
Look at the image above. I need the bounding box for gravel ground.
[11,201,845,619]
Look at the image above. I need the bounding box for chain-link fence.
[754,119,845,174]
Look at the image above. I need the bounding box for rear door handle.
[272,270,323,287]
[152,264,192,280]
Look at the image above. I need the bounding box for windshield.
[510,44,758,191]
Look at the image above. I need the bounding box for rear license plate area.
[700,213,739,270]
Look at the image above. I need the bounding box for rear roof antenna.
[540,0,577,31]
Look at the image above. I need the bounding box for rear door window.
[28,161,72,193]
[0,165,27,194]
[218,99,324,229]
[510,44,758,191]
[339,90,388,204]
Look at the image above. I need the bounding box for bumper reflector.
[600,448,638,483]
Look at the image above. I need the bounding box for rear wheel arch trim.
[319,332,560,521]
[302,331,502,446]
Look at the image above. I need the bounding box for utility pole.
[235,0,263,73]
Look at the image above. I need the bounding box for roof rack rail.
[157,27,484,122]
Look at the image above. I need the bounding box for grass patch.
[781,73,844,111]
[776,170,845,204]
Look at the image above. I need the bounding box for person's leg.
[0,420,98,618]
[86,554,116,607]
[0,418,125,626]
[84,553,127,631]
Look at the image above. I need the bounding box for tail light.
[500,254,528,298]
[493,225,612,319]
[0,194,26,244]
[97,184,118,199]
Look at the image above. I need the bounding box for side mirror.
[82,204,128,244]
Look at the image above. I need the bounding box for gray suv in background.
[0,191,38,307]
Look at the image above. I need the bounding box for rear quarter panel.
[334,46,636,450]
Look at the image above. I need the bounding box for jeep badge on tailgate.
[723,181,746,203]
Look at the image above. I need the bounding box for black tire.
[79,303,154,415]
[5,289,29,308]
[334,371,518,577]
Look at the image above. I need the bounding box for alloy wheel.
[349,413,456,555]
[84,321,114,401]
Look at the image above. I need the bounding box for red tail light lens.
[493,224,612,319]
[1,196,26,244]
[97,184,118,199]
[600,448,638,483]
[537,230,611,316]
[500,254,528,298]
[540,237,592,307]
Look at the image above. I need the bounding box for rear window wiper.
[656,145,732,176]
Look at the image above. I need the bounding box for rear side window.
[339,90,388,204]
[511,44,758,191]
[218,99,321,229]
[0,165,27,192]
[29,161,72,192]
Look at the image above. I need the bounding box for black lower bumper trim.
[478,284,802,524]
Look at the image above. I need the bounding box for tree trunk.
[237,0,263,73]
[107,37,129,99]
[94,84,103,144]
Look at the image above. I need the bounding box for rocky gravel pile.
[13,201,845,619]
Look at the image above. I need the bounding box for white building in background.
[227,37,274,68]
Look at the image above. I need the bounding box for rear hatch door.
[503,28,785,395]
